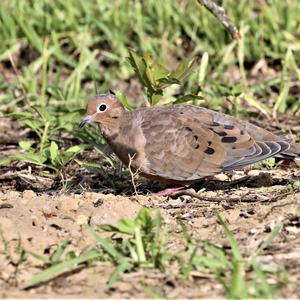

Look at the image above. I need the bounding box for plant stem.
[135,227,146,264]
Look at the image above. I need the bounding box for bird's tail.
[276,142,300,159]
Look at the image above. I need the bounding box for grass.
[22,209,283,298]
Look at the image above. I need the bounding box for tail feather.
[276,142,300,159]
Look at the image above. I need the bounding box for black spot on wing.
[210,129,227,136]
[204,147,215,155]
[224,124,234,130]
[209,122,220,127]
[221,136,237,143]
[185,126,193,132]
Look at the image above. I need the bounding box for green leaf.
[0,157,12,167]
[34,106,53,122]
[113,90,136,110]
[86,226,124,260]
[116,219,136,234]
[250,222,282,261]
[144,52,169,81]
[51,239,70,263]
[50,141,59,164]
[19,140,33,151]
[128,49,149,89]
[11,152,47,166]
[173,94,204,104]
[25,249,102,288]
[273,81,290,116]
[157,77,180,86]
[198,52,209,87]
[170,56,197,82]
[66,144,88,154]
[217,213,242,261]
[99,224,120,232]
[107,259,132,288]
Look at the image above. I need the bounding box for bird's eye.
[97,103,108,112]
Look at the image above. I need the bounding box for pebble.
[42,203,55,217]
[214,173,229,181]
[90,215,104,227]
[247,169,261,176]
[22,190,36,199]
[76,214,89,225]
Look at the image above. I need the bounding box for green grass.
[23,209,283,298]
[1,0,299,174]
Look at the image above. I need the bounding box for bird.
[79,93,300,185]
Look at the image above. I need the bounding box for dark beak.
[79,116,92,128]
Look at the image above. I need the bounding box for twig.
[128,153,140,196]
[263,201,298,219]
[196,0,240,40]
[167,188,298,205]
[8,53,31,107]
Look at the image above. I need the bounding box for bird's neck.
[99,113,127,142]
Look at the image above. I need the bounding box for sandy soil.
[0,165,300,298]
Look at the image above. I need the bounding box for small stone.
[168,198,182,206]
[93,198,103,207]
[231,174,244,180]
[214,173,229,181]
[22,190,36,199]
[77,214,89,225]
[90,215,104,227]
[42,203,56,217]
[31,215,39,227]
[247,169,261,176]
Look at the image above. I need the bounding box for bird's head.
[79,94,125,129]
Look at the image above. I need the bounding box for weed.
[25,209,283,298]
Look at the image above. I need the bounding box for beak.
[79,115,93,128]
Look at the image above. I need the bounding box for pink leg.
[154,187,184,197]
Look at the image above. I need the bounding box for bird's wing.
[138,107,290,181]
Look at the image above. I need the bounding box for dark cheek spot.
[185,126,193,132]
[194,135,198,141]
[204,147,215,155]
[112,116,118,119]
[208,141,212,146]
[240,130,244,135]
[180,112,184,114]
[221,136,237,143]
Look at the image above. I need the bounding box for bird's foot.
[154,187,184,197]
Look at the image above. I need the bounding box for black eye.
[97,103,107,112]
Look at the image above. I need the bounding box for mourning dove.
[80,94,300,184]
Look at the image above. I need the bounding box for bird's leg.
[154,186,185,197]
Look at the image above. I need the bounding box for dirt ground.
[0,165,300,298]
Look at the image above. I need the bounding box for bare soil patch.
[0,164,299,298]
